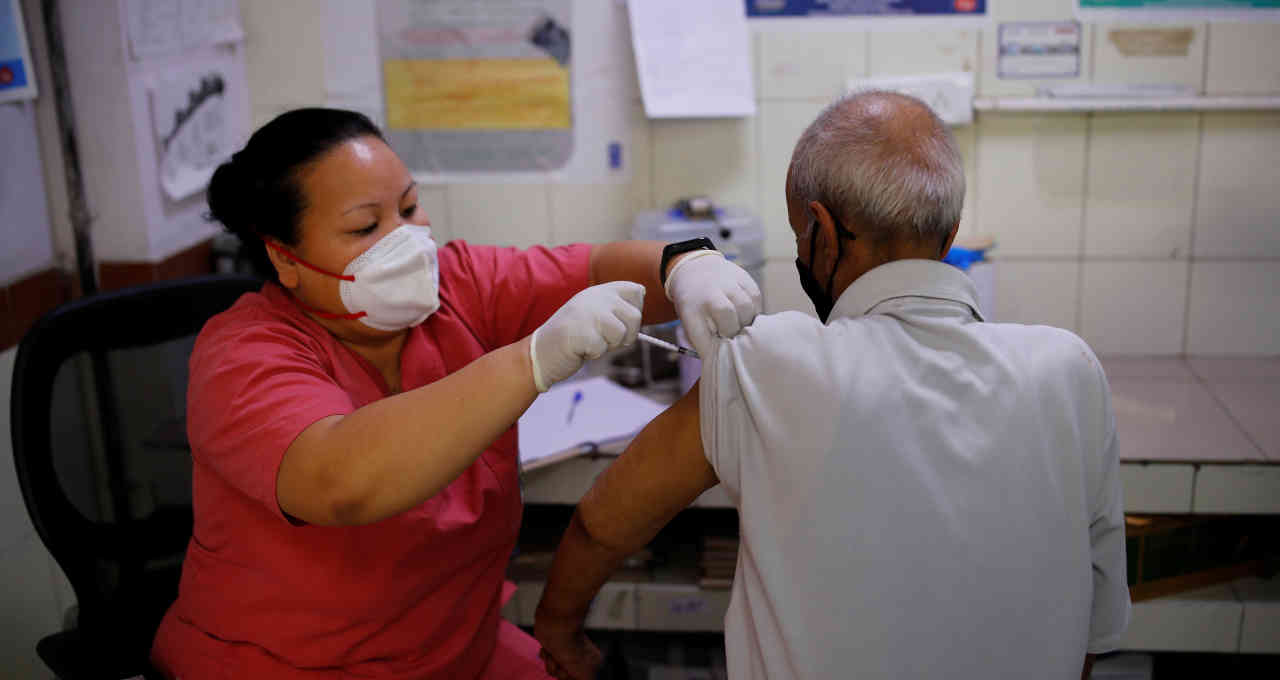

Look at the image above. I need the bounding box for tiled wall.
[264,6,1277,357]
[236,0,1280,356]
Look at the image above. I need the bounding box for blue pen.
[566,389,584,425]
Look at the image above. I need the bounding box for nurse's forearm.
[277,337,538,526]
[589,241,677,325]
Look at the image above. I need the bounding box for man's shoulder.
[979,321,1107,392]
[720,310,827,362]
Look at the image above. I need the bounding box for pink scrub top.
[151,241,591,679]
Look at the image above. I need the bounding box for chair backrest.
[9,274,263,672]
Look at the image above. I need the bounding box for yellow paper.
[383,58,571,130]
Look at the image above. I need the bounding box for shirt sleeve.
[698,336,745,495]
[445,240,592,350]
[698,312,831,498]
[1085,362,1131,654]
[187,315,356,522]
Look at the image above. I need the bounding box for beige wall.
[240,0,1280,357]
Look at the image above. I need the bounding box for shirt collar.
[828,259,985,322]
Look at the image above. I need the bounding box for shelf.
[504,577,1280,654]
[973,96,1280,113]
[523,459,1280,514]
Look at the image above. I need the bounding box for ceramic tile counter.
[524,358,1280,514]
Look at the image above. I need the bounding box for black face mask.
[795,215,855,323]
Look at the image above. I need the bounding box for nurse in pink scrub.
[150,108,761,679]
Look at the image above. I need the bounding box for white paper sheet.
[149,66,232,201]
[126,0,243,59]
[518,376,667,470]
[628,0,755,118]
[180,0,244,49]
[126,0,182,59]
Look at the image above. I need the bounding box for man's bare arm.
[534,382,718,678]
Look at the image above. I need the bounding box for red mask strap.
[262,238,355,282]
[261,238,365,320]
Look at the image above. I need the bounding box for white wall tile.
[1081,261,1187,356]
[1205,24,1280,95]
[763,258,814,317]
[757,30,868,100]
[953,125,980,244]
[1121,463,1194,514]
[991,260,1080,332]
[1194,465,1280,513]
[417,186,451,244]
[1122,584,1242,652]
[243,0,328,128]
[652,117,759,220]
[549,183,634,245]
[445,184,552,249]
[867,29,979,77]
[1084,113,1198,259]
[628,102,654,214]
[1236,577,1280,653]
[1193,112,1280,258]
[975,114,1087,257]
[979,23,1093,98]
[1093,23,1207,92]
[1187,262,1280,356]
[757,99,827,259]
[0,533,64,678]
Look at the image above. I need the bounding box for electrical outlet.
[847,72,976,126]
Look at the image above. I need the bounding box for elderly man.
[533,91,1129,680]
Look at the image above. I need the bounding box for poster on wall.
[378,0,581,176]
[125,0,244,60]
[745,0,986,18]
[1078,0,1280,19]
[0,0,37,103]
[149,66,233,201]
[998,22,1082,80]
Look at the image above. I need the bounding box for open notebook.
[518,376,668,471]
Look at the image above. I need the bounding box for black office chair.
[9,274,263,680]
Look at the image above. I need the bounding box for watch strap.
[659,237,717,287]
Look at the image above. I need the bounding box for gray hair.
[787,90,965,246]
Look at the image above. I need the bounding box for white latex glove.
[664,251,762,356]
[530,281,646,392]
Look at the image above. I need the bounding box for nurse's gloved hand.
[665,251,762,356]
[530,281,645,392]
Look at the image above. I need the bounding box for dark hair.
[207,108,384,280]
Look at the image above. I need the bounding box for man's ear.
[939,222,960,260]
[264,240,301,289]
[807,200,837,250]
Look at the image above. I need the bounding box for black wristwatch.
[659,237,718,287]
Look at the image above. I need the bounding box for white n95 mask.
[265,224,441,331]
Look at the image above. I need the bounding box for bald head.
[787,90,965,248]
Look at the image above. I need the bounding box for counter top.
[1103,358,1280,464]
[523,357,1280,514]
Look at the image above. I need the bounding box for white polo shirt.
[699,259,1129,680]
